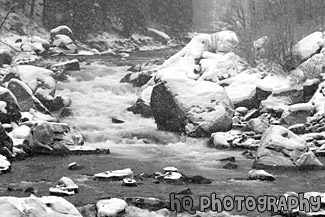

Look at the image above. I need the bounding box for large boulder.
[151,69,234,137]
[253,125,323,169]
[15,65,56,96]
[293,31,325,62]
[7,79,51,114]
[52,35,78,54]
[24,122,84,156]
[0,195,82,217]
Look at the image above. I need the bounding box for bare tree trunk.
[30,0,35,17]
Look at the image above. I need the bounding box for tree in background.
[222,0,325,72]
[149,0,193,37]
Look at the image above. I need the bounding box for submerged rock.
[253,125,323,169]
[151,71,234,137]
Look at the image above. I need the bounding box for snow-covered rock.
[254,125,323,169]
[151,69,234,137]
[94,168,133,180]
[97,198,127,217]
[293,31,325,62]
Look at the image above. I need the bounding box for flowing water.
[1,49,325,217]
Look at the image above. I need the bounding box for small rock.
[248,169,275,181]
[68,162,82,170]
[94,168,133,181]
[222,162,238,169]
[242,150,255,159]
[235,107,249,116]
[219,157,236,162]
[111,117,124,124]
[122,178,137,187]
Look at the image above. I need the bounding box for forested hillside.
[7,0,194,39]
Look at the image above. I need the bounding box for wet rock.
[97,198,127,217]
[67,145,110,155]
[253,125,323,169]
[127,86,152,118]
[281,103,313,126]
[288,123,306,134]
[151,71,234,137]
[163,166,178,173]
[111,117,124,124]
[242,150,255,159]
[51,59,80,72]
[121,70,153,87]
[94,168,133,181]
[0,49,12,67]
[124,197,169,211]
[0,124,13,159]
[222,162,238,169]
[219,157,235,162]
[248,169,275,181]
[7,79,51,114]
[68,162,82,170]
[34,89,71,112]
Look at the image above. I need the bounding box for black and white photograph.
[0,0,325,216]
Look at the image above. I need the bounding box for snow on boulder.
[199,52,248,82]
[7,79,51,114]
[209,30,239,53]
[253,125,323,169]
[50,25,76,43]
[151,68,234,137]
[293,31,325,62]
[223,73,260,109]
[295,53,325,80]
[97,198,127,217]
[147,28,170,44]
[52,35,78,54]
[15,65,56,96]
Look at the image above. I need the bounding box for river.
[1,49,325,217]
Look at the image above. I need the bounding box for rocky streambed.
[2,26,325,217]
